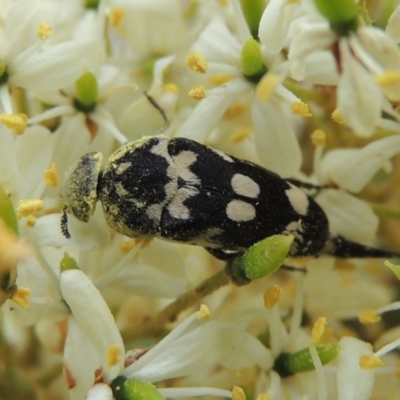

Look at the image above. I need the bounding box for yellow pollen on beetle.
[0,113,27,134]
[186,51,208,73]
[17,199,44,219]
[311,316,327,345]
[109,8,124,28]
[256,73,279,101]
[37,23,53,39]
[263,284,282,310]
[198,304,210,319]
[374,71,400,86]
[331,108,343,124]
[107,344,122,367]
[162,84,179,93]
[360,355,384,370]
[231,126,252,143]
[11,287,31,308]
[224,103,246,119]
[44,163,59,187]
[189,85,206,100]
[291,101,312,117]
[358,309,381,325]
[232,386,246,400]
[208,74,234,85]
[26,215,37,228]
[310,129,326,147]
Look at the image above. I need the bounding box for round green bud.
[240,37,266,80]
[111,376,165,400]
[314,0,358,35]
[74,72,98,112]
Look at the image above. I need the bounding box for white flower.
[287,7,400,137]
[175,6,305,178]
[0,0,102,114]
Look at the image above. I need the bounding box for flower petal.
[252,98,301,177]
[318,135,400,192]
[337,39,383,137]
[337,337,375,400]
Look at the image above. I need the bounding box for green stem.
[121,269,230,342]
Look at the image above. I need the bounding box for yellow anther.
[358,309,381,325]
[162,84,179,93]
[208,74,234,85]
[198,304,210,319]
[0,113,27,134]
[17,199,44,218]
[231,126,252,143]
[310,129,326,147]
[264,284,282,310]
[44,163,59,187]
[333,259,356,272]
[374,71,400,86]
[311,316,327,345]
[109,8,124,28]
[232,386,246,400]
[360,355,384,370]
[11,287,31,308]
[256,395,271,400]
[37,23,53,39]
[107,344,122,367]
[120,240,137,254]
[291,101,312,117]
[256,73,279,101]
[224,103,246,120]
[331,108,343,124]
[188,85,206,100]
[218,0,229,5]
[26,215,37,227]
[186,51,208,73]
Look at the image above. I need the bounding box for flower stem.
[121,269,230,342]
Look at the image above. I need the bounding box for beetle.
[61,135,400,261]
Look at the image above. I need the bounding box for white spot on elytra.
[226,200,256,222]
[211,148,234,163]
[285,183,309,216]
[172,150,200,184]
[231,173,260,198]
[168,187,199,219]
[116,162,132,175]
[116,182,129,196]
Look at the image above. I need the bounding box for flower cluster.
[1,0,400,399]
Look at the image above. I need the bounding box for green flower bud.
[240,37,267,82]
[274,344,340,377]
[314,0,358,35]
[74,72,98,112]
[0,58,8,85]
[60,252,79,272]
[111,377,165,400]
[0,185,18,235]
[240,0,265,37]
[85,0,100,9]
[228,235,293,283]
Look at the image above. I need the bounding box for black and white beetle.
[61,135,400,261]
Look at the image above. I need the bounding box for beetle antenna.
[61,205,71,239]
[323,234,400,259]
[144,91,170,132]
